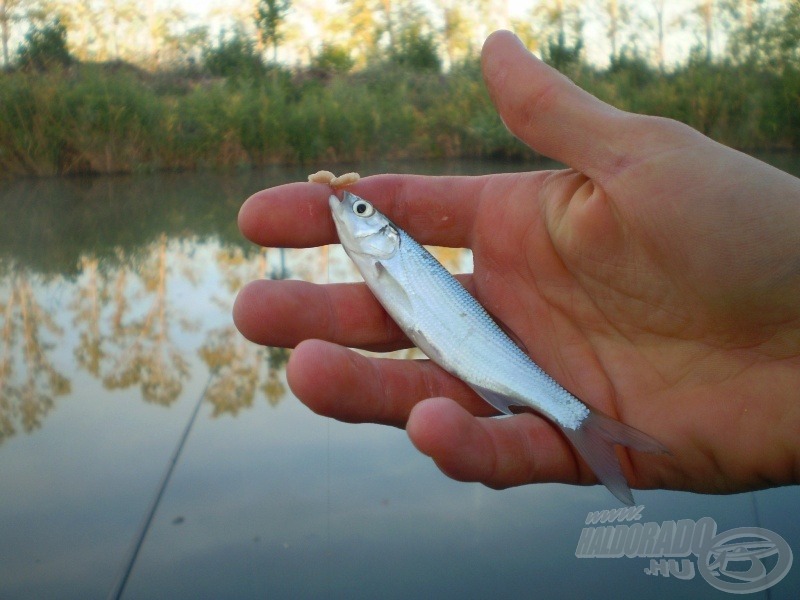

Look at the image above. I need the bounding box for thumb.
[481,30,634,180]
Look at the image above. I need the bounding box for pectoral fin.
[372,262,413,315]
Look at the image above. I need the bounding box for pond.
[0,158,798,599]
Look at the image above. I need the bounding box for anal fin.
[469,384,518,416]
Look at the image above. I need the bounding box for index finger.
[238,173,502,249]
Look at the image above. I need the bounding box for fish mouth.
[329,191,356,225]
[329,194,347,236]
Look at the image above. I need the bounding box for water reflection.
[0,171,283,443]
[198,246,292,415]
[0,169,476,444]
[0,266,71,444]
[96,236,192,406]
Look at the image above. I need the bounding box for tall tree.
[535,0,584,46]
[339,0,427,65]
[431,0,474,68]
[17,17,71,69]
[340,0,380,65]
[378,0,394,48]
[0,0,35,68]
[695,0,715,62]
[149,6,203,67]
[642,0,667,70]
[602,0,631,62]
[255,0,291,63]
[56,0,104,60]
[0,0,18,67]
[726,0,800,70]
[534,0,584,70]
[106,0,143,61]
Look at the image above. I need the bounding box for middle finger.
[235,275,478,351]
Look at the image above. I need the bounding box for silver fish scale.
[330,191,667,505]
[394,230,590,430]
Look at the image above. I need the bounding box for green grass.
[1,56,798,179]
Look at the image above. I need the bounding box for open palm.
[234,31,800,497]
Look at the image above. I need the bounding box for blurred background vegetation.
[0,0,799,177]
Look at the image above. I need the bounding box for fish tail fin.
[562,410,669,506]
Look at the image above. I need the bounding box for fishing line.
[107,370,215,600]
[749,491,762,529]
[325,241,333,595]
[748,493,773,600]
[326,411,332,594]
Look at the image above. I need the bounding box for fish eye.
[353,200,375,217]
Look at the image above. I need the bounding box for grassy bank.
[0,61,518,177]
[1,56,799,178]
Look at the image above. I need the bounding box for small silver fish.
[329,190,667,505]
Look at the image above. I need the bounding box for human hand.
[234,30,800,496]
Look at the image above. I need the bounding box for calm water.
[0,158,798,599]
